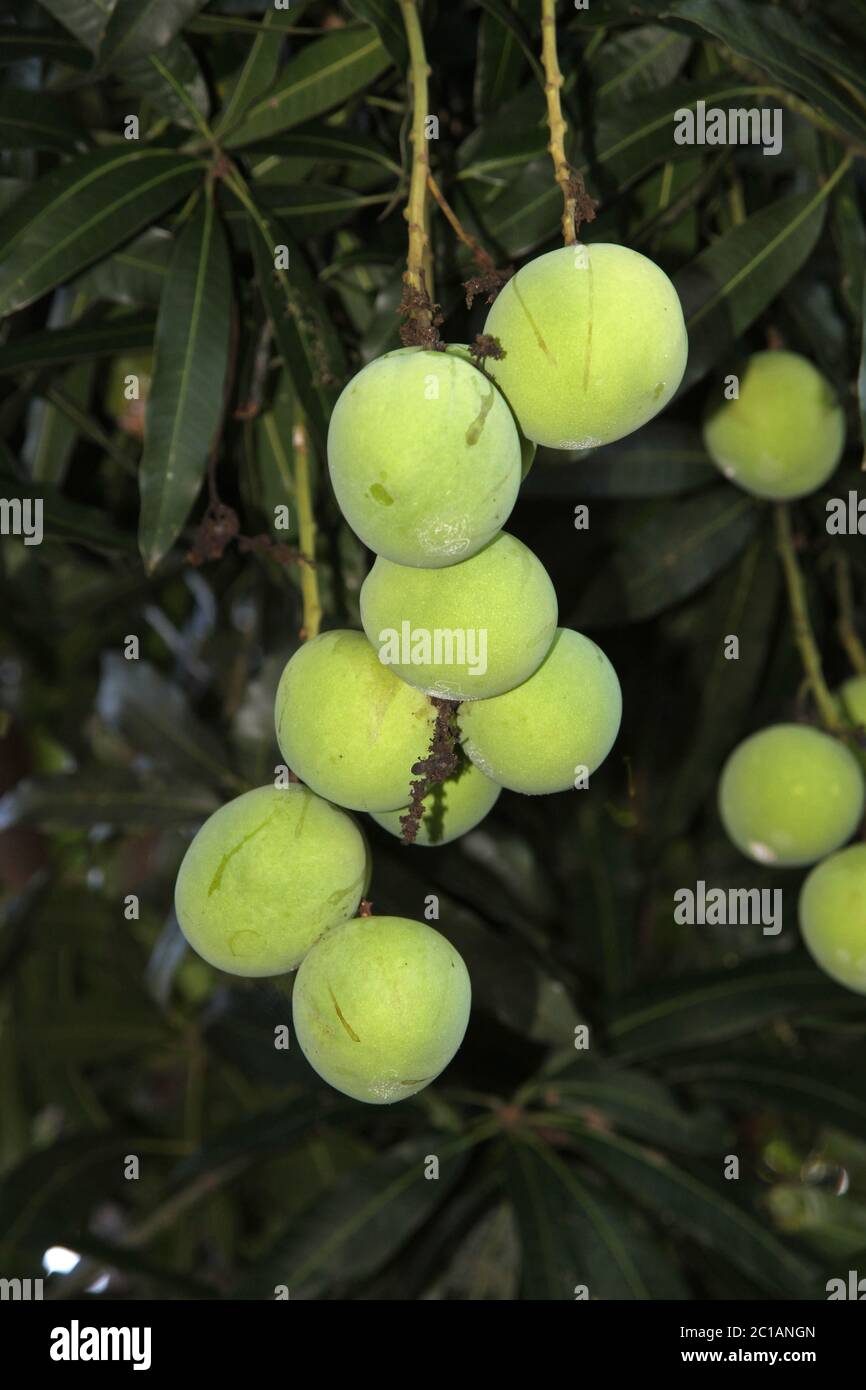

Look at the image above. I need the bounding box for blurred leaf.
[608,959,866,1060]
[677,181,840,391]
[574,489,759,626]
[74,227,172,306]
[0,314,155,376]
[0,147,203,317]
[595,25,691,105]
[0,461,137,553]
[250,221,345,459]
[474,0,535,119]
[233,1135,466,1300]
[225,28,390,148]
[471,0,545,87]
[214,7,283,138]
[242,125,400,175]
[35,0,116,51]
[139,193,232,571]
[669,1056,866,1144]
[0,28,91,70]
[97,0,206,70]
[528,422,715,497]
[96,653,238,792]
[0,90,86,152]
[538,1058,732,1155]
[507,1139,688,1299]
[0,772,220,832]
[568,1126,816,1295]
[122,35,210,127]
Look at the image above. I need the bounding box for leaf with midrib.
[0,314,155,375]
[224,28,390,147]
[568,1126,817,1296]
[35,0,116,52]
[0,90,85,152]
[0,147,203,318]
[97,0,206,70]
[668,1056,866,1143]
[0,772,220,832]
[139,193,232,572]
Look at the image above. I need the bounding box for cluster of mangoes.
[174,241,691,1102]
[706,355,866,995]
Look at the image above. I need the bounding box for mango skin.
[703,351,845,500]
[459,627,622,794]
[800,844,866,995]
[327,347,521,568]
[292,915,471,1103]
[718,724,865,867]
[484,243,687,450]
[275,630,437,813]
[174,785,368,977]
[445,344,536,478]
[839,674,866,728]
[360,532,558,701]
[370,759,501,845]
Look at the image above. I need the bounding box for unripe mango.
[275,630,437,812]
[327,347,521,567]
[718,724,864,867]
[703,351,845,500]
[370,759,501,845]
[292,915,471,1103]
[174,784,369,976]
[483,243,687,450]
[800,844,866,995]
[360,532,558,701]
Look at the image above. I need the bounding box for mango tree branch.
[541,0,576,245]
[774,505,842,731]
[399,0,432,319]
[834,551,866,675]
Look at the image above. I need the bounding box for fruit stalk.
[293,421,322,640]
[540,0,577,246]
[399,0,433,320]
[773,504,841,731]
[834,552,866,675]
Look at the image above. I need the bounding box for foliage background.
[2,0,866,1301]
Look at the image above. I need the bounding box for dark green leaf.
[0,462,137,553]
[474,0,535,119]
[608,958,866,1060]
[139,193,232,571]
[345,0,407,68]
[669,1056,866,1143]
[528,422,716,497]
[574,489,759,626]
[0,90,86,152]
[122,35,210,127]
[73,227,172,306]
[0,28,91,70]
[0,314,155,376]
[0,147,203,317]
[0,772,220,832]
[214,7,284,138]
[225,28,390,147]
[36,0,116,51]
[568,1126,816,1295]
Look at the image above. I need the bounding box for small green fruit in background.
[445,343,536,479]
[370,758,501,845]
[104,350,153,437]
[702,351,845,499]
[360,532,557,700]
[839,673,866,728]
[483,243,687,450]
[174,784,369,976]
[292,915,471,1103]
[459,627,622,794]
[275,630,436,812]
[327,346,521,568]
[718,724,864,867]
[800,843,866,994]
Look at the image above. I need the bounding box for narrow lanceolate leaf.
[668,1056,866,1145]
[138,194,232,572]
[215,8,284,138]
[568,1127,816,1296]
[0,314,155,376]
[0,91,85,152]
[97,0,206,70]
[0,29,91,70]
[0,147,203,318]
[506,1140,688,1300]
[225,28,390,148]
[676,177,845,390]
